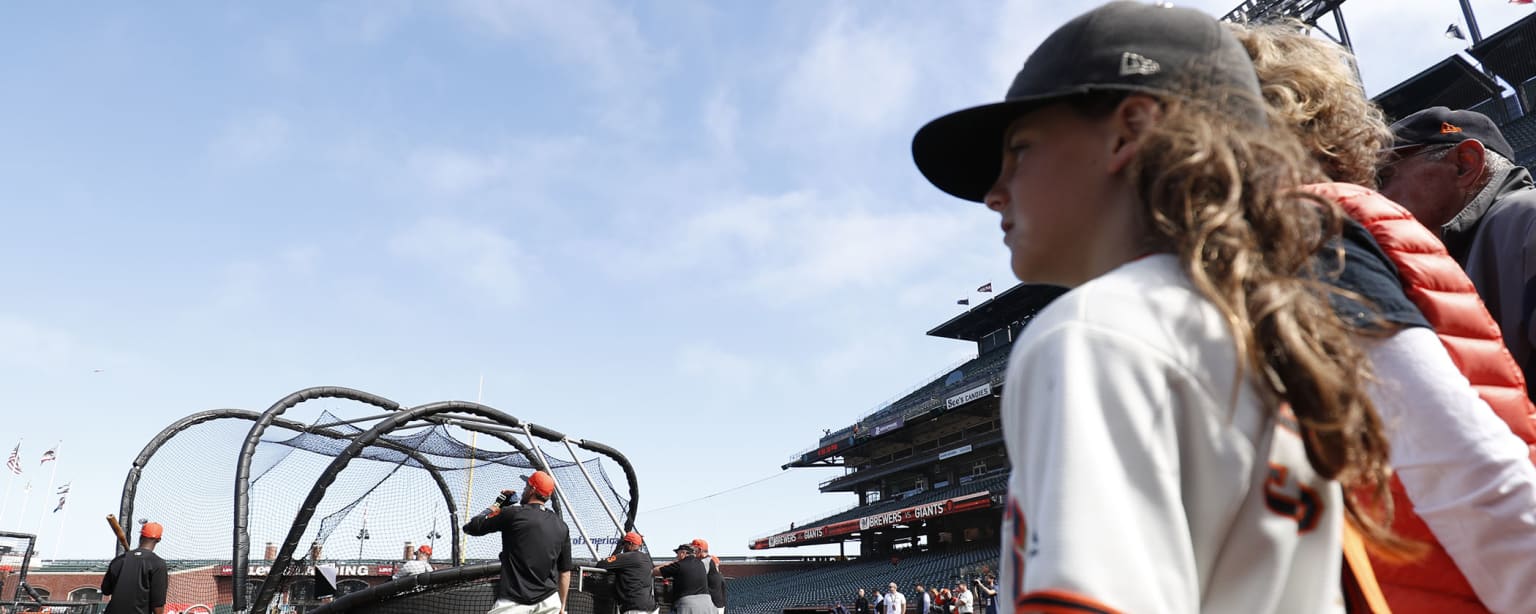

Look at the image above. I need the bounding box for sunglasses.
[1376,144,1455,187]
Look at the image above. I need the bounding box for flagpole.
[0,440,20,526]
[33,442,61,537]
[17,481,32,534]
[50,497,69,561]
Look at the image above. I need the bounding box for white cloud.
[213,246,323,310]
[210,113,291,165]
[451,0,659,93]
[0,315,78,368]
[405,139,587,202]
[703,89,739,152]
[676,343,762,389]
[778,9,919,134]
[611,189,994,303]
[409,149,511,196]
[391,218,527,305]
[0,314,146,372]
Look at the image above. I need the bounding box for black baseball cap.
[1388,106,1514,161]
[912,1,1266,203]
[673,543,693,553]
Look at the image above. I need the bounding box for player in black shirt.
[102,521,168,614]
[464,471,575,614]
[656,543,712,614]
[595,531,657,614]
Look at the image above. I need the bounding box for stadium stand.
[727,545,999,614]
[745,284,1064,613]
[1469,10,1536,113]
[1372,56,1504,122]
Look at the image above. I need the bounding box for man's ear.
[1108,95,1162,174]
[1454,139,1487,191]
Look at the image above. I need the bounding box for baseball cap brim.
[913,86,1150,204]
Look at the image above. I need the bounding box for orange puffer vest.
[1307,182,1536,614]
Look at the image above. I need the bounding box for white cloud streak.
[391,217,527,305]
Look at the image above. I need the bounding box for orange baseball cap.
[141,522,163,539]
[417,545,433,556]
[690,538,709,551]
[524,471,556,497]
[623,532,644,546]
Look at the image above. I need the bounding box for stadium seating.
[727,545,999,614]
[1499,111,1536,167]
[786,474,1008,532]
[853,347,1010,431]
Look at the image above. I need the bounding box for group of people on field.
[844,577,998,614]
[463,469,725,614]
[908,1,1536,613]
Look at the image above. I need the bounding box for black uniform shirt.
[101,548,168,614]
[464,502,575,605]
[595,549,657,612]
[706,558,727,607]
[659,556,710,598]
[1322,218,1431,331]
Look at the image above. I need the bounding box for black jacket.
[595,549,657,612]
[101,548,167,614]
[464,503,574,605]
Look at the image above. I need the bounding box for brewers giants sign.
[750,491,995,549]
[945,383,991,410]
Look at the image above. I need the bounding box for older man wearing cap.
[595,531,657,614]
[690,539,726,614]
[464,470,574,614]
[1379,106,1536,398]
[656,542,712,614]
[394,544,434,579]
[102,521,168,614]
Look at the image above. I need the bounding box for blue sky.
[2,1,1532,560]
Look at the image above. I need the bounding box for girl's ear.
[1107,95,1162,174]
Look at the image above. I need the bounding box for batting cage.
[117,387,641,614]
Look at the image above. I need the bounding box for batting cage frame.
[117,386,641,614]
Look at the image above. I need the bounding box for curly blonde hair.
[1068,87,1406,555]
[1229,22,1393,187]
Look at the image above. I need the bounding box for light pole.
[355,527,370,562]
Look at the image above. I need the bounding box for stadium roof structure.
[927,284,1067,342]
[1372,56,1502,122]
[1468,10,1536,96]
[1221,0,1345,27]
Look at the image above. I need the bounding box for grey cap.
[912,1,1266,203]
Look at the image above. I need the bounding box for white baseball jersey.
[997,255,1344,613]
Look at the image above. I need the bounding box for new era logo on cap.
[1389,107,1514,161]
[1120,52,1160,76]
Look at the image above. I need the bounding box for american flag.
[53,495,66,513]
[6,444,19,475]
[57,482,70,495]
[39,446,56,465]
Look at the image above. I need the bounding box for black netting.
[120,391,639,614]
[311,564,614,614]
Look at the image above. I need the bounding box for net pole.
[461,375,485,565]
[524,430,600,560]
[561,439,624,534]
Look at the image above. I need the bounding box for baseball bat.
[106,514,130,552]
